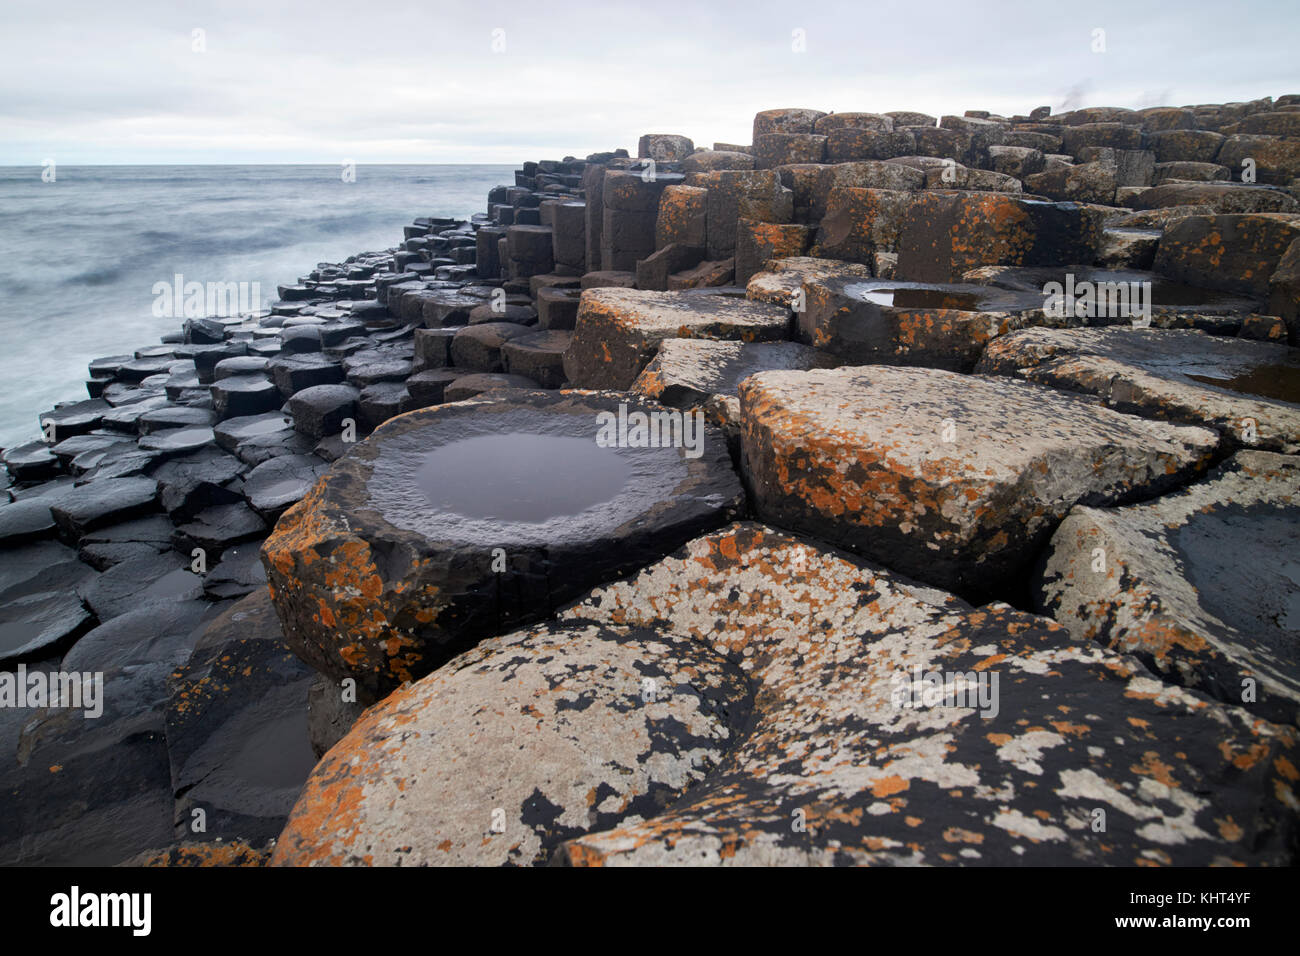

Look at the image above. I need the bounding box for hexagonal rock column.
[551,522,1298,866]
[811,187,915,264]
[735,220,813,285]
[261,390,743,703]
[637,133,694,163]
[563,288,792,390]
[686,169,791,260]
[269,620,749,866]
[632,339,837,408]
[745,256,870,308]
[738,367,1218,600]
[896,193,1105,283]
[798,276,1045,372]
[1038,450,1300,725]
[977,327,1300,453]
[1153,213,1300,297]
[601,169,683,272]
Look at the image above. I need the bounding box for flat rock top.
[985,326,1300,391]
[980,326,1300,451]
[962,266,1263,315]
[1040,450,1300,724]
[579,287,790,333]
[271,621,749,867]
[740,366,1218,481]
[633,338,838,404]
[746,257,871,305]
[352,390,734,548]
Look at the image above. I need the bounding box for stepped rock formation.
[2,94,1300,866]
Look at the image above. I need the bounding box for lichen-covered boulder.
[896,193,1105,283]
[562,288,791,390]
[1038,450,1300,725]
[738,367,1218,599]
[632,338,837,407]
[270,621,749,866]
[553,523,1298,866]
[797,276,1045,371]
[1152,213,1300,296]
[261,389,743,702]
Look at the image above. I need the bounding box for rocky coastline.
[2,95,1299,866]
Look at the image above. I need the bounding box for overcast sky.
[2,0,1297,165]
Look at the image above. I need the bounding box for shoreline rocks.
[3,91,1300,867]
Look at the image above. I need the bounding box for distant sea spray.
[0,164,513,449]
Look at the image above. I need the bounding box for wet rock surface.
[261,389,743,702]
[979,327,1300,452]
[1038,451,1300,726]
[4,95,1300,866]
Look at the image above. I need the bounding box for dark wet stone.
[3,442,59,482]
[358,381,412,431]
[444,372,540,402]
[77,550,203,621]
[468,303,537,326]
[242,454,327,520]
[49,433,123,468]
[269,353,346,398]
[201,542,268,600]
[405,368,462,407]
[0,600,217,864]
[978,326,1300,453]
[342,347,413,387]
[173,502,266,558]
[138,405,217,434]
[305,673,366,759]
[278,326,323,354]
[67,437,146,476]
[0,589,94,665]
[49,476,158,538]
[501,329,571,388]
[76,515,176,570]
[451,322,540,373]
[39,399,111,440]
[165,589,316,846]
[1040,450,1300,725]
[138,426,217,455]
[118,356,179,383]
[211,375,281,420]
[412,327,456,371]
[99,394,169,431]
[261,389,744,701]
[149,449,247,519]
[286,384,360,440]
[0,498,57,546]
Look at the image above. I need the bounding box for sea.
[0,164,515,450]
